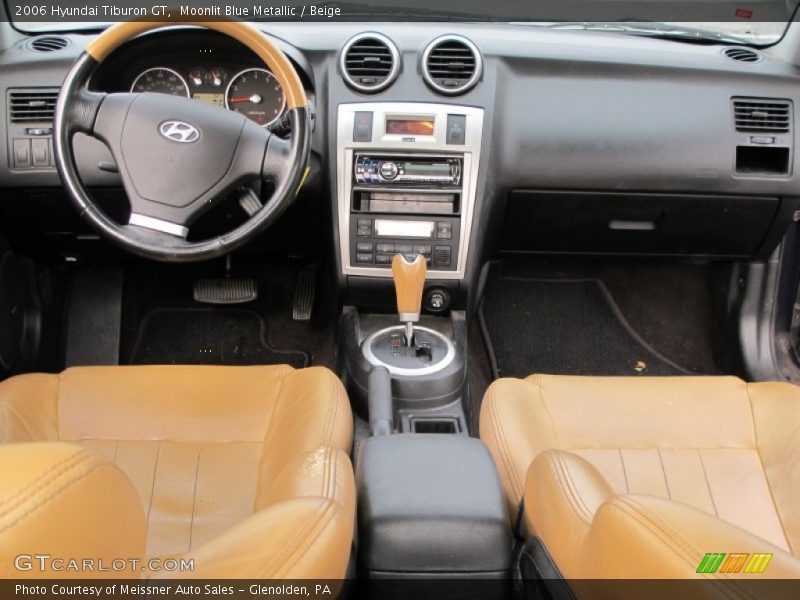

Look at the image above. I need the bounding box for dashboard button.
[376,243,395,253]
[353,111,373,142]
[375,254,391,264]
[356,253,374,264]
[434,246,452,267]
[446,114,467,145]
[31,139,49,168]
[12,139,30,168]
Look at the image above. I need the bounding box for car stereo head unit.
[355,155,461,186]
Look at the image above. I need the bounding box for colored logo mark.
[696,553,773,574]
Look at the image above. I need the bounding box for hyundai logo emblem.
[158,120,200,143]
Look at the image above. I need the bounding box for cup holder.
[411,417,460,434]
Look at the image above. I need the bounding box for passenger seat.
[480,375,800,578]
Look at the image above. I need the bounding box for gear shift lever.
[392,254,427,347]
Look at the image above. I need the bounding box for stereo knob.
[379,161,399,180]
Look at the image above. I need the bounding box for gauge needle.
[229,94,262,105]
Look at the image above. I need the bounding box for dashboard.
[1,22,800,301]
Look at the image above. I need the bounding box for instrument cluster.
[130,63,286,128]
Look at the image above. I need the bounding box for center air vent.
[422,35,482,95]
[723,47,762,63]
[733,98,792,133]
[27,36,69,52]
[8,90,59,124]
[340,33,399,93]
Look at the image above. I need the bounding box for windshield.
[4,0,797,46]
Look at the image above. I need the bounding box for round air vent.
[723,47,762,63]
[27,36,69,52]
[422,35,482,95]
[340,33,399,93]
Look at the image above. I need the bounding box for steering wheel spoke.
[62,89,107,135]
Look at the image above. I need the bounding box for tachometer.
[131,67,190,97]
[225,68,285,127]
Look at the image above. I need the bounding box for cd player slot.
[353,190,460,215]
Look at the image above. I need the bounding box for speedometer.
[225,68,285,127]
[131,67,190,97]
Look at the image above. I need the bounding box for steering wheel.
[54,20,311,262]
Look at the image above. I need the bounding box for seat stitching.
[259,370,289,478]
[745,383,794,554]
[618,449,630,493]
[696,449,719,517]
[321,372,340,448]
[273,501,338,578]
[535,377,562,449]
[257,500,331,577]
[551,453,592,525]
[609,498,755,600]
[321,447,332,499]
[0,450,94,511]
[0,462,112,533]
[487,386,523,502]
[657,448,671,500]
[147,441,162,524]
[187,445,203,551]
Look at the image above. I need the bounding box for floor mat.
[129,308,308,368]
[119,258,337,369]
[481,277,690,378]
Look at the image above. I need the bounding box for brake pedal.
[293,268,316,321]
[193,278,257,305]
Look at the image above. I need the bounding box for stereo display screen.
[385,117,435,136]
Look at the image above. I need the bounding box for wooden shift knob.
[392,254,427,322]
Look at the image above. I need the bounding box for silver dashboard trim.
[337,102,484,280]
[362,326,456,377]
[129,213,189,239]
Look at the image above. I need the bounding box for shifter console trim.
[363,326,456,376]
[337,103,485,279]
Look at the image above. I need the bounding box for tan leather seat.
[480,374,800,579]
[0,365,354,579]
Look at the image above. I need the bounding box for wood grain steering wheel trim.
[85,19,307,109]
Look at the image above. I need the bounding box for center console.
[337,103,485,280]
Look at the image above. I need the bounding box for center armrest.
[356,433,512,577]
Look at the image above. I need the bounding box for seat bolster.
[581,495,800,580]
[0,442,146,578]
[480,377,559,513]
[258,447,356,515]
[747,381,800,555]
[257,367,353,495]
[0,373,59,443]
[163,450,356,580]
[523,449,615,579]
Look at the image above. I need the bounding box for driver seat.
[0,365,354,579]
